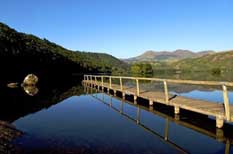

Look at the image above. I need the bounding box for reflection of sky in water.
[172,90,233,104]
[12,93,232,154]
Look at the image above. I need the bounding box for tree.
[131,63,153,74]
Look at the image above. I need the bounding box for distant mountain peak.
[124,49,215,63]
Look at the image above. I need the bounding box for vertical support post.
[109,76,112,89]
[174,106,180,114]
[122,93,125,99]
[216,116,224,128]
[101,76,104,87]
[222,85,230,121]
[164,80,169,105]
[90,75,93,85]
[149,99,153,106]
[136,78,140,96]
[120,77,123,91]
[95,76,97,85]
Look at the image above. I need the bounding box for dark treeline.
[0,22,128,84]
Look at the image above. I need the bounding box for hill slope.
[125,50,214,62]
[172,50,233,71]
[0,22,128,81]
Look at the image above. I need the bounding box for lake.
[0,74,233,154]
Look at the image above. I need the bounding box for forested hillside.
[0,22,128,82]
[173,50,233,72]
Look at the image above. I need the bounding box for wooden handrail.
[84,75,233,87]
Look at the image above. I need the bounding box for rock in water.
[23,74,38,86]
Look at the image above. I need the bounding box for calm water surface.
[0,76,233,154]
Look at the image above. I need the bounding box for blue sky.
[0,0,233,58]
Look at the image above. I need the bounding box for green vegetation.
[0,22,128,76]
[131,63,153,74]
[172,50,233,73]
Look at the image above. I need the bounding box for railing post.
[136,78,140,96]
[90,75,93,84]
[109,76,112,88]
[164,80,169,104]
[222,85,230,121]
[120,77,123,91]
[101,76,104,87]
[95,76,97,85]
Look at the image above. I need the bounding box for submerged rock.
[22,74,38,86]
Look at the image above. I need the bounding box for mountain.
[172,50,233,72]
[124,49,215,62]
[0,22,128,82]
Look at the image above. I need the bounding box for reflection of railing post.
[86,86,89,94]
[164,80,169,105]
[225,139,230,154]
[102,93,104,101]
[136,106,140,124]
[110,95,112,107]
[120,100,123,114]
[164,118,169,141]
[222,85,230,121]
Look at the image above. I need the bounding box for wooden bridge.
[82,75,233,128]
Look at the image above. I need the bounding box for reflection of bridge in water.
[84,85,232,154]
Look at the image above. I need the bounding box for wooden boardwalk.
[82,75,233,128]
